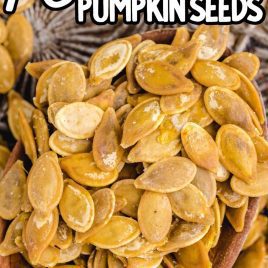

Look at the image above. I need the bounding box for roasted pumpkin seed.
[27,151,63,215]
[127,256,163,268]
[87,88,115,110]
[121,98,164,148]
[135,157,196,193]
[0,145,10,178]
[0,160,26,220]
[87,215,140,249]
[251,136,268,162]
[216,124,257,183]
[171,27,190,47]
[0,18,7,44]
[135,61,194,95]
[138,191,172,243]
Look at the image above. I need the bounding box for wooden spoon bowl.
[0,28,266,268]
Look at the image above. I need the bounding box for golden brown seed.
[191,25,229,60]
[113,81,128,110]
[171,27,190,47]
[232,68,264,124]
[5,14,33,77]
[160,82,202,115]
[138,191,172,243]
[202,199,221,250]
[0,18,7,44]
[48,62,86,105]
[55,102,104,139]
[191,167,217,207]
[26,59,65,79]
[128,130,181,163]
[234,237,266,268]
[231,162,268,197]
[93,107,123,172]
[223,52,260,81]
[204,86,260,136]
[107,251,124,268]
[49,130,91,157]
[121,98,164,148]
[0,145,10,178]
[75,188,115,243]
[37,246,60,267]
[87,216,140,249]
[217,181,247,208]
[93,249,107,268]
[226,198,248,233]
[51,219,73,250]
[24,209,59,265]
[87,88,115,110]
[60,152,118,187]
[135,157,197,193]
[0,160,26,220]
[27,152,63,215]
[58,243,82,264]
[168,184,214,224]
[126,40,155,94]
[251,136,268,163]
[158,220,210,252]
[127,256,163,268]
[192,60,241,90]
[175,241,212,268]
[135,61,194,95]
[216,124,257,184]
[59,179,94,232]
[123,34,142,48]
[0,45,15,93]
[111,179,143,218]
[32,109,50,156]
[215,162,230,182]
[181,122,219,173]
[0,212,30,256]
[47,102,67,126]
[89,39,132,80]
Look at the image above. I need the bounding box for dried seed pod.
[59,179,94,233]
[27,152,63,215]
[89,39,132,80]
[0,160,26,220]
[135,61,194,95]
[76,188,115,243]
[5,14,33,77]
[223,52,260,81]
[60,152,118,187]
[168,184,214,224]
[192,167,217,207]
[111,179,143,218]
[171,27,190,47]
[121,98,164,148]
[138,191,172,243]
[0,45,15,93]
[48,62,86,105]
[216,124,257,184]
[126,40,155,94]
[24,209,59,265]
[93,108,123,172]
[160,82,202,115]
[55,102,104,139]
[191,25,229,60]
[192,60,241,90]
[32,109,50,156]
[134,157,196,193]
[0,212,30,256]
[87,216,140,249]
[181,122,219,173]
[231,162,268,197]
[158,220,210,252]
[204,86,260,136]
[128,130,181,163]
[217,181,247,208]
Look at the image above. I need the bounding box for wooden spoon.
[0,28,266,268]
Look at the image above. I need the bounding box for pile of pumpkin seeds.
[0,13,33,94]
[0,25,268,267]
